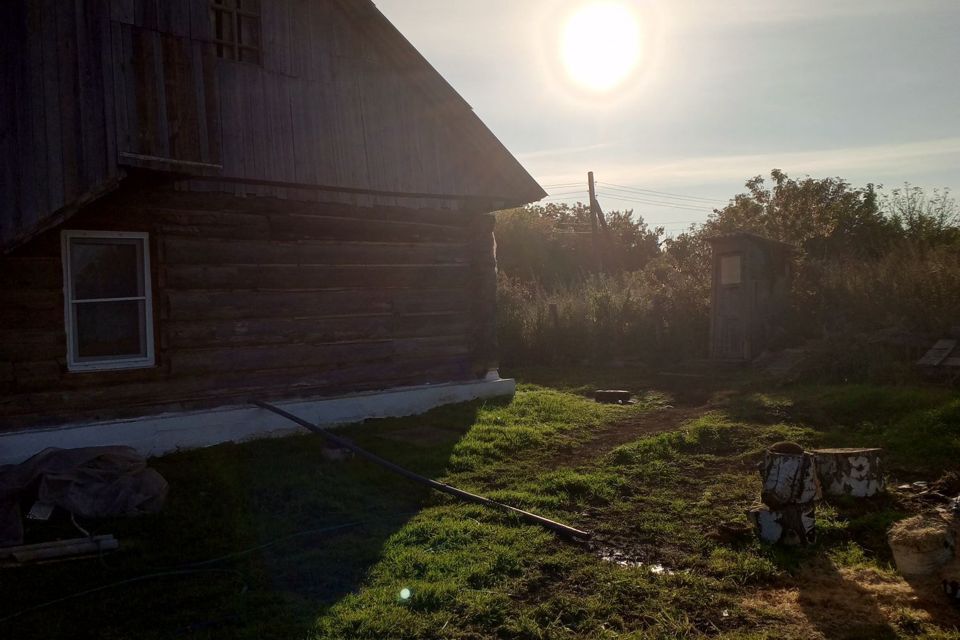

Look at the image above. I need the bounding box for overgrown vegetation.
[4,372,958,639]
[496,172,960,378]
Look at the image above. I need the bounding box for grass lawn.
[2,368,959,639]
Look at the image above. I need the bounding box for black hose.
[250,399,593,541]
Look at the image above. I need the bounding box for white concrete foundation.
[0,376,516,466]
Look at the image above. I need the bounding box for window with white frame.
[61,231,155,372]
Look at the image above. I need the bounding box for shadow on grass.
[795,558,900,640]
[0,400,495,640]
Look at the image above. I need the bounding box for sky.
[375,0,960,232]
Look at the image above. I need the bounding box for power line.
[597,193,715,213]
[540,182,583,189]
[544,189,589,197]
[597,181,728,204]
[598,186,721,208]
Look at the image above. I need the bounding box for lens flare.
[561,2,643,93]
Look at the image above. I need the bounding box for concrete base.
[0,376,516,466]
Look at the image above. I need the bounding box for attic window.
[62,231,155,372]
[210,0,262,65]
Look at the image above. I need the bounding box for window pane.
[75,301,146,359]
[720,255,742,285]
[70,239,142,300]
[214,9,234,44]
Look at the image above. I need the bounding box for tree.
[703,169,892,257]
[494,202,664,287]
[883,183,959,247]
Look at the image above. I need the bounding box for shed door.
[112,20,222,173]
[719,317,745,360]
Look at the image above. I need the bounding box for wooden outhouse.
[707,232,793,361]
[0,0,545,463]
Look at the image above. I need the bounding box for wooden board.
[917,339,957,367]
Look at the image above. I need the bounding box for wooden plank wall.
[3,0,541,251]
[0,0,119,251]
[0,186,495,430]
[175,0,537,207]
[110,0,221,170]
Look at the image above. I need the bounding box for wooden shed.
[0,0,545,463]
[707,232,793,361]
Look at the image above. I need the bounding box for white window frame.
[61,230,156,372]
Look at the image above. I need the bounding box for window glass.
[720,254,742,285]
[211,0,261,64]
[70,239,141,299]
[75,301,146,359]
[63,232,154,371]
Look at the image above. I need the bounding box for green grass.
[1,375,958,639]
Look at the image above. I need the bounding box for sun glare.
[561,2,642,93]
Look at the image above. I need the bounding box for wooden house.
[707,232,793,361]
[0,0,545,464]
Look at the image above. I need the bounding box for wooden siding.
[0,187,497,430]
[708,235,792,361]
[3,0,543,252]
[110,0,221,171]
[180,0,541,205]
[1,0,120,252]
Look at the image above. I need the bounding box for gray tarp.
[0,446,167,547]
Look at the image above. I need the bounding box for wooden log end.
[594,390,632,404]
[813,448,884,498]
[747,503,816,545]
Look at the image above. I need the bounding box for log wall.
[0,185,497,430]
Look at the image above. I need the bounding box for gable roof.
[337,0,545,203]
[1,0,545,253]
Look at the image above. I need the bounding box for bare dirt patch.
[741,558,960,638]
[552,403,711,468]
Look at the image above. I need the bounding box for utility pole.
[587,172,601,272]
[588,171,608,232]
[588,171,609,273]
[588,171,599,235]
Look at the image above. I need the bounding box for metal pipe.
[250,399,592,541]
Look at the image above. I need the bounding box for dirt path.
[552,398,718,468]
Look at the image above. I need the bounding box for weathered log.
[594,390,631,404]
[0,535,119,565]
[813,448,884,497]
[760,448,819,508]
[747,502,816,545]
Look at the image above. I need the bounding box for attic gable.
[1,0,545,253]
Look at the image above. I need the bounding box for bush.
[496,268,709,367]
[495,176,960,376]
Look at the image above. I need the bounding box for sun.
[561,2,643,93]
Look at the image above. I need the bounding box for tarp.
[0,447,167,547]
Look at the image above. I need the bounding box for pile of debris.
[0,446,167,564]
[917,333,960,383]
[889,472,960,599]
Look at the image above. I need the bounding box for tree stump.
[747,502,817,545]
[888,515,955,576]
[760,449,819,508]
[813,448,884,497]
